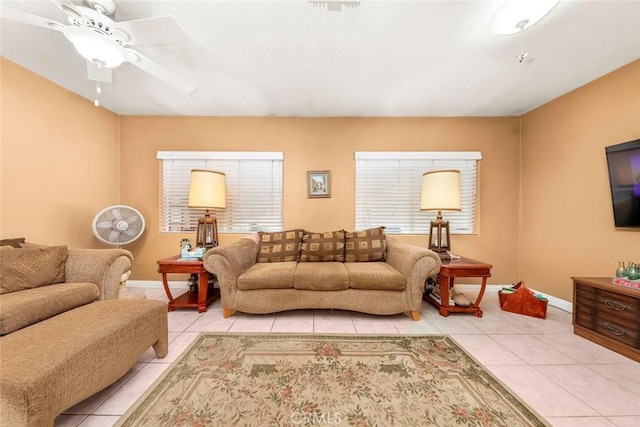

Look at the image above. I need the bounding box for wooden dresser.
[572,277,640,362]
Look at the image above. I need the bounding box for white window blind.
[354,152,482,234]
[157,151,283,233]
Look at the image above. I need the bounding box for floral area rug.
[116,334,549,427]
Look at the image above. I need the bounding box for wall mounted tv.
[605,138,640,227]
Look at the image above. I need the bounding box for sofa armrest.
[385,237,441,309]
[202,238,258,308]
[65,249,133,300]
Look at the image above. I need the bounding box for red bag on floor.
[499,281,548,319]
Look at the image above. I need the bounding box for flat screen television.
[605,138,640,227]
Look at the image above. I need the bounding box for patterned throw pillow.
[300,230,345,262]
[0,245,68,294]
[0,237,25,248]
[257,229,304,263]
[345,227,387,262]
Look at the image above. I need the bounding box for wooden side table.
[424,256,493,317]
[157,255,219,313]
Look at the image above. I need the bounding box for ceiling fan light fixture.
[63,26,126,67]
[490,0,559,35]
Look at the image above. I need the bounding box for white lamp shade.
[420,170,461,211]
[188,170,226,209]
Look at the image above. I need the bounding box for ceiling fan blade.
[96,221,113,229]
[117,15,190,46]
[1,6,64,31]
[87,61,112,83]
[50,0,84,22]
[126,49,196,94]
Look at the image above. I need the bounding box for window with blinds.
[354,152,482,234]
[157,151,284,233]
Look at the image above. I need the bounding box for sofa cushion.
[345,227,387,262]
[238,262,297,290]
[344,262,406,291]
[300,230,345,262]
[257,229,304,263]
[294,262,349,290]
[0,246,68,294]
[0,237,25,248]
[0,282,100,335]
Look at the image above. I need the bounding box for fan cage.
[92,205,145,246]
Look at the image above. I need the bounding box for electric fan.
[92,205,145,246]
[92,205,145,299]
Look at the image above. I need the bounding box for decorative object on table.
[612,277,640,290]
[188,169,226,248]
[307,170,331,198]
[420,169,461,260]
[499,281,548,319]
[92,205,146,299]
[626,262,640,280]
[179,238,206,260]
[115,334,548,427]
[615,261,627,277]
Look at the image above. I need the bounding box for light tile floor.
[55,288,640,427]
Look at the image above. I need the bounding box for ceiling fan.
[1,0,196,94]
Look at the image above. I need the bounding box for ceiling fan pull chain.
[516,19,529,63]
[94,61,103,107]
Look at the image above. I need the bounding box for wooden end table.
[424,256,493,317]
[157,255,219,313]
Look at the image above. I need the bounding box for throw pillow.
[0,237,25,248]
[300,230,345,262]
[257,229,304,263]
[0,245,68,294]
[345,227,387,262]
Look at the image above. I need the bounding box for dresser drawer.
[595,313,639,349]
[575,303,595,329]
[596,289,640,324]
[576,283,596,305]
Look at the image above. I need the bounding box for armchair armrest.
[385,237,441,310]
[202,238,258,309]
[65,249,133,300]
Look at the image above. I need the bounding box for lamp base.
[195,211,218,249]
[428,215,452,258]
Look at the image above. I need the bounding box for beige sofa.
[0,240,168,426]
[203,228,441,320]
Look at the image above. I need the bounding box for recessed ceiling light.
[490,0,560,35]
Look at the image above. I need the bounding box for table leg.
[439,275,452,316]
[197,272,209,313]
[160,273,176,311]
[471,277,488,317]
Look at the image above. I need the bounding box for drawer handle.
[603,323,629,337]
[604,300,628,311]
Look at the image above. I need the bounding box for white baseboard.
[455,284,572,313]
[127,280,188,290]
[127,280,573,313]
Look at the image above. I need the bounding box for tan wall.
[120,116,521,281]
[0,58,120,247]
[520,59,640,301]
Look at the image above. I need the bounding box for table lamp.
[188,169,226,248]
[420,170,461,260]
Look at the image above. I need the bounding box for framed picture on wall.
[307,170,331,198]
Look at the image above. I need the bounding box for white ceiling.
[1,0,639,117]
